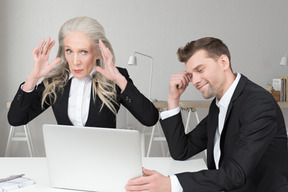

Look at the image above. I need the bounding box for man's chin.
[201,93,213,99]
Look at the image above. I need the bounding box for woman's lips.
[74,69,83,74]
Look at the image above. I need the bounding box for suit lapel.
[223,74,247,126]
[85,84,101,126]
[218,74,247,164]
[53,79,73,125]
[207,99,219,169]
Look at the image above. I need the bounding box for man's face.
[185,49,228,99]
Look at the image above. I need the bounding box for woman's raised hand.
[31,37,61,79]
[22,37,61,92]
[95,39,127,91]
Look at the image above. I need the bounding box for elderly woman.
[8,16,158,128]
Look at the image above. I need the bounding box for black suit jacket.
[160,75,288,192]
[8,67,159,128]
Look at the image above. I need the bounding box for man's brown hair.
[177,37,231,64]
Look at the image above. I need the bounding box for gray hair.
[57,16,115,64]
[42,16,118,114]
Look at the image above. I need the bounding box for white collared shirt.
[68,74,92,126]
[160,73,241,192]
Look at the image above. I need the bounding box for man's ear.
[219,54,230,70]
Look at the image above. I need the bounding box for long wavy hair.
[41,16,118,114]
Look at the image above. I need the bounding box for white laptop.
[42,124,142,192]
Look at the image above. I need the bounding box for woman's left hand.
[95,39,127,91]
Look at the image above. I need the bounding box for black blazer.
[160,75,288,192]
[8,67,159,128]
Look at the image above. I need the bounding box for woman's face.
[63,31,100,79]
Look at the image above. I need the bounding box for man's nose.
[192,73,201,87]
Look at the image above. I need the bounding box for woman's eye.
[66,49,72,54]
[81,50,88,55]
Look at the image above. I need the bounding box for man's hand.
[167,71,191,110]
[125,167,171,192]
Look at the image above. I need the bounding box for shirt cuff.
[170,174,183,192]
[20,84,35,93]
[160,107,180,120]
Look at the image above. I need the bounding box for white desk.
[0,157,207,192]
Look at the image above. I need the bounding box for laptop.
[42,124,142,192]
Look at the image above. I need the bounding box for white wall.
[1,0,288,156]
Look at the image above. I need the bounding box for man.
[126,37,288,192]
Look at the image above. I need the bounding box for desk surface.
[278,101,288,108]
[153,100,211,110]
[0,157,207,192]
[153,100,288,109]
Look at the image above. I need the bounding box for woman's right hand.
[22,37,61,92]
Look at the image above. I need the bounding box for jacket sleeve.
[160,112,208,160]
[7,82,49,126]
[117,67,159,126]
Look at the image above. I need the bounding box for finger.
[98,39,107,57]
[50,57,62,66]
[172,73,190,88]
[32,39,45,57]
[99,40,113,65]
[181,76,190,87]
[183,72,191,82]
[142,168,157,176]
[95,66,104,74]
[171,77,184,89]
[32,47,41,58]
[99,39,108,51]
[174,71,189,79]
[126,178,150,191]
[47,57,61,71]
[42,36,51,55]
[38,38,45,49]
[125,184,150,191]
[177,78,189,89]
[127,175,150,185]
[46,40,56,56]
[170,75,184,88]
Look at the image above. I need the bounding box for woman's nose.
[73,54,80,65]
